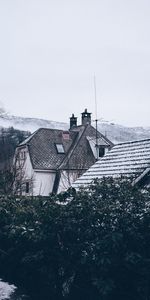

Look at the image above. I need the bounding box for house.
[72,138,150,189]
[14,109,113,196]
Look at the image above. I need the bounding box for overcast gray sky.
[0,0,150,126]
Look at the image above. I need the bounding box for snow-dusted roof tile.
[72,139,150,188]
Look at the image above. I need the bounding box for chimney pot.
[81,108,91,125]
[70,113,77,129]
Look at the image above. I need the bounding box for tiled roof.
[59,125,113,170]
[72,139,150,188]
[19,128,78,169]
[17,125,113,171]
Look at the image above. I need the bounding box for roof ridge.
[17,128,41,146]
[114,138,150,146]
[17,127,70,147]
[58,125,87,169]
[36,127,66,132]
[88,124,114,146]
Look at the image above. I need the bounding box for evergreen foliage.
[0,127,30,194]
[0,178,150,299]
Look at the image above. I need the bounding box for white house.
[14,109,113,196]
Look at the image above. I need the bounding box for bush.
[0,178,150,300]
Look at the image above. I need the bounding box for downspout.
[52,170,61,194]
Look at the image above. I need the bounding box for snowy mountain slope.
[0,114,68,132]
[97,121,150,144]
[0,114,149,143]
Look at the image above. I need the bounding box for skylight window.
[55,143,65,153]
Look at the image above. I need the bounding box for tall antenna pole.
[94,75,97,120]
[94,75,98,160]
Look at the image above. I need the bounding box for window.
[20,150,26,160]
[55,143,65,154]
[99,147,105,158]
[26,182,29,193]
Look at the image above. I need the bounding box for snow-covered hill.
[97,121,150,144]
[0,114,68,132]
[0,114,149,144]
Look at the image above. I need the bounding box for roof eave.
[132,167,150,186]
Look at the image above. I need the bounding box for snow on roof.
[72,138,150,188]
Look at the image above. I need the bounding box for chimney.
[81,108,91,125]
[70,113,77,129]
[62,131,70,140]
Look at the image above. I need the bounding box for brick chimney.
[70,113,77,129]
[81,108,91,125]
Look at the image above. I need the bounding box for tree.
[55,178,150,300]
[0,177,150,300]
[0,127,31,195]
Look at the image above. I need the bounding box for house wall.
[14,146,34,195]
[58,170,84,193]
[15,146,56,196]
[23,149,33,179]
[33,171,56,196]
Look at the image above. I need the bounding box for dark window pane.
[26,182,29,193]
[99,147,105,157]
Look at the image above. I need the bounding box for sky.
[0,0,150,127]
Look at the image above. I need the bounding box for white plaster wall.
[58,170,80,193]
[15,147,56,196]
[15,146,33,178]
[33,171,56,196]
[14,146,35,195]
[23,150,33,179]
